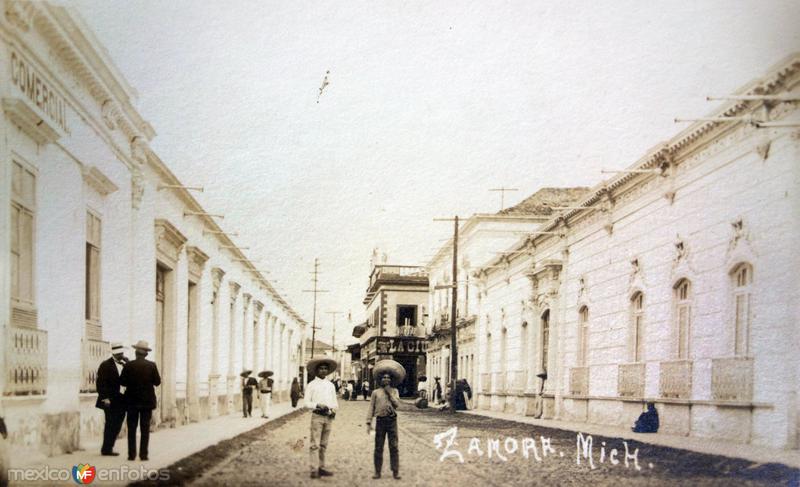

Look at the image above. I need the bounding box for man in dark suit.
[96,342,128,456]
[120,340,161,461]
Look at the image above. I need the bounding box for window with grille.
[10,161,36,308]
[674,279,691,359]
[631,292,644,362]
[731,264,752,356]
[578,306,589,366]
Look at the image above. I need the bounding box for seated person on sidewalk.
[632,402,659,433]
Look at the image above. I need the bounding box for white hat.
[111,342,124,351]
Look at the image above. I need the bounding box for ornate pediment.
[82,165,119,196]
[211,267,226,291]
[527,260,562,310]
[154,219,187,267]
[186,246,209,281]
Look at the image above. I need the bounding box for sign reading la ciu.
[10,51,70,135]
[375,337,427,355]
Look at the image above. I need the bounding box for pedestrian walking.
[258,371,274,418]
[96,342,128,456]
[290,377,301,408]
[366,359,404,480]
[361,379,370,400]
[120,340,161,461]
[453,378,472,411]
[305,357,339,479]
[241,370,257,418]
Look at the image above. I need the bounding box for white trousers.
[260,392,272,417]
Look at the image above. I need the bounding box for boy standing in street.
[366,369,402,480]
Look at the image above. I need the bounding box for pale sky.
[71,0,799,347]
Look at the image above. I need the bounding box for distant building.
[425,195,586,389]
[351,265,429,396]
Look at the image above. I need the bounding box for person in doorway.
[241,370,257,418]
[632,403,660,433]
[120,340,161,461]
[258,371,274,418]
[290,377,301,408]
[366,361,403,480]
[96,342,129,456]
[362,379,370,400]
[305,357,339,479]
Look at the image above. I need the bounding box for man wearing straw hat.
[120,340,161,461]
[257,371,274,418]
[305,357,338,479]
[95,342,129,456]
[366,359,404,480]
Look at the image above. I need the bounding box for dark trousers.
[126,407,152,459]
[374,416,399,474]
[101,407,126,454]
[243,391,253,416]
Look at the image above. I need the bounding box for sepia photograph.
[0,0,799,485]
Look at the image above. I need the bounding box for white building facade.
[0,3,306,458]
[472,54,800,450]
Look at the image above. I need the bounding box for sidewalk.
[8,401,299,486]
[461,407,800,469]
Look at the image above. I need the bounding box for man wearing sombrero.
[305,357,338,479]
[366,359,404,480]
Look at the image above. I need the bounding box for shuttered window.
[732,264,753,356]
[674,280,691,359]
[11,161,35,307]
[85,212,102,323]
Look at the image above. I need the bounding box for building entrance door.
[394,354,417,397]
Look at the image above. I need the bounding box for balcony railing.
[507,370,526,393]
[369,265,427,288]
[493,371,506,393]
[4,326,48,396]
[81,338,109,393]
[659,359,692,399]
[711,357,754,402]
[618,363,645,398]
[481,373,492,393]
[569,366,589,396]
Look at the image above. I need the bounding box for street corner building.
[351,263,429,397]
[426,54,800,451]
[0,3,307,459]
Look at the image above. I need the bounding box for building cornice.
[476,53,800,277]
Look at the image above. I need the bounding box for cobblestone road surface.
[177,399,798,487]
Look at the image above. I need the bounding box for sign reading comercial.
[10,51,70,135]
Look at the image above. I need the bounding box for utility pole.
[303,258,329,358]
[325,311,344,351]
[489,187,519,211]
[434,215,460,413]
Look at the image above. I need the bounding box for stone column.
[209,268,225,417]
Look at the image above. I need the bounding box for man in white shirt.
[305,357,339,479]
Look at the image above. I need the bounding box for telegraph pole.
[303,258,329,358]
[434,215,460,412]
[489,187,519,211]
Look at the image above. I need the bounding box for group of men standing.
[304,357,403,480]
[95,341,161,461]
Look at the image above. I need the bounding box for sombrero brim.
[240,370,253,377]
[307,357,338,376]
[258,371,274,378]
[374,359,406,385]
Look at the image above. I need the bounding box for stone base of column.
[208,375,220,418]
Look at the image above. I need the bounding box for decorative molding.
[4,0,35,31]
[229,281,241,299]
[154,219,187,268]
[2,98,60,144]
[131,171,145,209]
[130,136,148,166]
[211,267,226,291]
[187,246,209,282]
[81,165,118,196]
[100,99,119,130]
[755,140,771,161]
[724,218,757,270]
